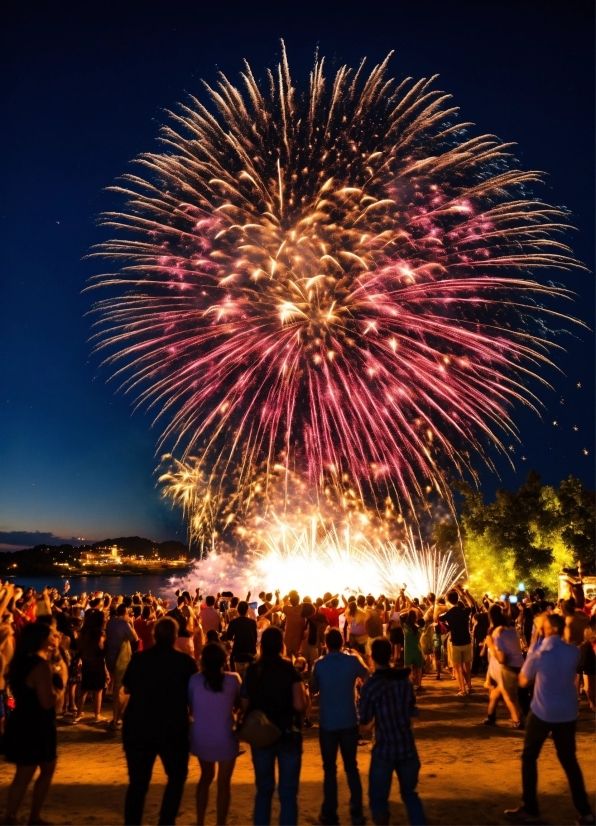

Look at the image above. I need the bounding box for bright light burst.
[368,527,463,597]
[251,518,462,599]
[90,45,582,513]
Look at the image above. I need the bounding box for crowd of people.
[0,575,594,826]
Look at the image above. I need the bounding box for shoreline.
[3,566,192,580]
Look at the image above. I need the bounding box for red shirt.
[320,607,344,628]
[134,617,154,650]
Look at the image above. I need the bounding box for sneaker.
[467,687,475,694]
[504,805,540,822]
[456,690,467,697]
[482,715,496,726]
[108,719,122,730]
[92,715,107,724]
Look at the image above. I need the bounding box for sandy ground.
[0,674,594,826]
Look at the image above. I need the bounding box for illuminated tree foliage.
[434,471,595,595]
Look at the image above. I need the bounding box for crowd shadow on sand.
[40,781,586,826]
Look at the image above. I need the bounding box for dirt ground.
[0,673,594,825]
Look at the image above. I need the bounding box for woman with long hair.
[402,609,424,689]
[188,642,241,825]
[242,626,308,826]
[482,604,523,727]
[76,609,107,723]
[4,621,67,825]
[346,595,369,656]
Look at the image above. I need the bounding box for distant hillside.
[91,536,188,559]
[0,536,189,576]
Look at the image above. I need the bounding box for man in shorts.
[435,584,473,696]
[106,603,138,729]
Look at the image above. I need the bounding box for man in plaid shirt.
[359,638,426,825]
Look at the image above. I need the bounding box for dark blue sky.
[1,0,594,548]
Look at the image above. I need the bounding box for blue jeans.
[251,735,302,825]
[319,726,363,824]
[368,749,426,825]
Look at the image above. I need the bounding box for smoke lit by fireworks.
[167,517,462,599]
[90,45,581,516]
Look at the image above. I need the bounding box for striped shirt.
[359,667,419,760]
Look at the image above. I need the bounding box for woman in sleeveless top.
[482,604,523,728]
[77,609,107,722]
[4,622,67,825]
[188,642,241,825]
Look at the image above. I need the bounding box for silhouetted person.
[310,628,369,825]
[504,613,594,825]
[121,616,197,825]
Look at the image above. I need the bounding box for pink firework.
[89,46,582,513]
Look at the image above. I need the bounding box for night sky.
[1,1,594,549]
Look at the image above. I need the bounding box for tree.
[435,473,594,596]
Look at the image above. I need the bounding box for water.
[4,553,262,599]
[4,574,185,599]
[5,552,278,599]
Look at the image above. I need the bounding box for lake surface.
[3,573,193,598]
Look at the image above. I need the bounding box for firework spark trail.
[368,526,462,597]
[167,518,462,599]
[90,45,583,515]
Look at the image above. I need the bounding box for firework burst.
[182,517,463,599]
[90,45,582,514]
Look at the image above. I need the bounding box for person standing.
[280,591,307,659]
[435,584,473,696]
[4,622,67,826]
[241,626,308,825]
[167,595,195,658]
[359,638,426,826]
[504,612,594,825]
[320,597,345,633]
[200,595,222,636]
[105,603,138,729]
[301,599,328,674]
[121,616,198,825]
[402,611,424,690]
[310,628,369,826]
[188,643,241,826]
[225,600,257,678]
[345,596,369,657]
[77,609,108,723]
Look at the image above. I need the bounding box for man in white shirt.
[504,613,594,825]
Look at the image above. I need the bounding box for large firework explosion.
[90,45,581,519]
[158,453,402,553]
[166,519,462,600]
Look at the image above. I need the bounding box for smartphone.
[249,602,258,610]
[509,595,518,604]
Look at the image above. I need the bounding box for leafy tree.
[433,472,594,596]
